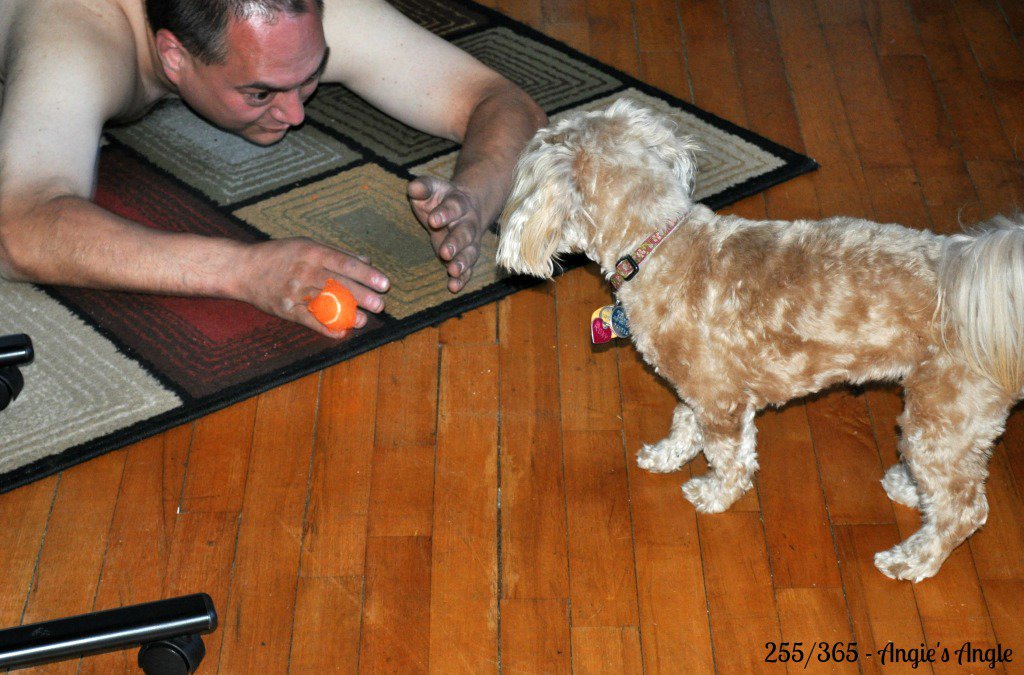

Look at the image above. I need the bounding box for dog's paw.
[873,538,943,582]
[637,438,699,473]
[681,474,739,513]
[881,463,920,508]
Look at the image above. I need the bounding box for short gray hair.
[145,0,324,64]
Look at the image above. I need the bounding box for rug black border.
[0,0,818,495]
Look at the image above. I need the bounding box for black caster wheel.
[138,633,206,675]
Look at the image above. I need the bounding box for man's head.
[150,0,328,145]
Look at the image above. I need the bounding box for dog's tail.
[938,213,1024,396]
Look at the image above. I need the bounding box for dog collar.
[609,216,683,289]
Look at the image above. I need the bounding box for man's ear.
[154,29,191,84]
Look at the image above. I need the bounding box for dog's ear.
[497,139,580,278]
[606,99,702,197]
[654,134,701,197]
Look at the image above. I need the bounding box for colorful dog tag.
[590,305,630,344]
[610,305,631,338]
[591,315,613,343]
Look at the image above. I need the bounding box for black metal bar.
[0,334,33,367]
[0,594,217,669]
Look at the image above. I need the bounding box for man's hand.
[408,176,488,293]
[237,237,390,337]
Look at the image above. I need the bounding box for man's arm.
[0,19,387,336]
[321,0,547,291]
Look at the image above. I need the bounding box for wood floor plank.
[429,342,499,672]
[822,20,913,170]
[758,404,844,589]
[806,390,894,525]
[865,0,925,56]
[999,0,1024,43]
[967,448,1024,581]
[908,0,1017,161]
[775,588,858,674]
[555,268,622,433]
[289,576,363,674]
[18,451,126,675]
[301,351,379,580]
[618,350,714,672]
[368,330,439,538]
[570,626,643,674]
[679,0,747,118]
[499,598,571,674]
[966,160,1024,221]
[634,0,687,100]
[438,304,496,345]
[164,510,238,675]
[0,477,56,627]
[216,375,319,674]
[1003,411,1024,495]
[834,524,927,674]
[879,53,978,233]
[179,398,256,514]
[374,327,439,450]
[584,0,640,78]
[724,0,806,152]
[981,580,1024,660]
[498,286,569,602]
[632,543,714,673]
[562,430,639,628]
[953,0,1024,82]
[699,511,781,672]
[638,49,690,104]
[80,431,190,674]
[359,536,432,673]
[771,0,873,217]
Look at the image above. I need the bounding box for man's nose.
[272,90,306,127]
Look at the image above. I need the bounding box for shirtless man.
[0,0,546,336]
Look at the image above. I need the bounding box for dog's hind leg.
[681,403,758,513]
[874,359,1011,582]
[637,402,704,473]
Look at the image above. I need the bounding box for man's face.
[173,10,328,145]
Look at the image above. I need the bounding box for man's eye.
[247,91,272,104]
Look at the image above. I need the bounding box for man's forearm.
[450,85,547,225]
[0,195,245,297]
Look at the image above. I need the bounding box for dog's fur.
[497,99,1024,582]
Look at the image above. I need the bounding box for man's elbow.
[519,90,548,136]
[469,80,547,138]
[0,198,57,283]
[0,210,30,282]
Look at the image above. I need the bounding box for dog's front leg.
[681,405,758,513]
[637,403,704,473]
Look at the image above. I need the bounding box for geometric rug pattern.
[0,0,816,493]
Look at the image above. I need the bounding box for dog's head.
[497,98,700,277]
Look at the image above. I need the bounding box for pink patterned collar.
[609,215,685,289]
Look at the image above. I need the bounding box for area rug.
[0,0,817,493]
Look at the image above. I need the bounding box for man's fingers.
[407,175,443,202]
[447,265,473,293]
[332,253,390,292]
[438,218,482,263]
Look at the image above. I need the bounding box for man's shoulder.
[4,0,141,114]
[5,0,138,75]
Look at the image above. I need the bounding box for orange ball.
[308,279,358,331]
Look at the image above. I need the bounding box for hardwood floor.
[3,0,1023,672]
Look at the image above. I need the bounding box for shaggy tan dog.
[497,99,1024,582]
